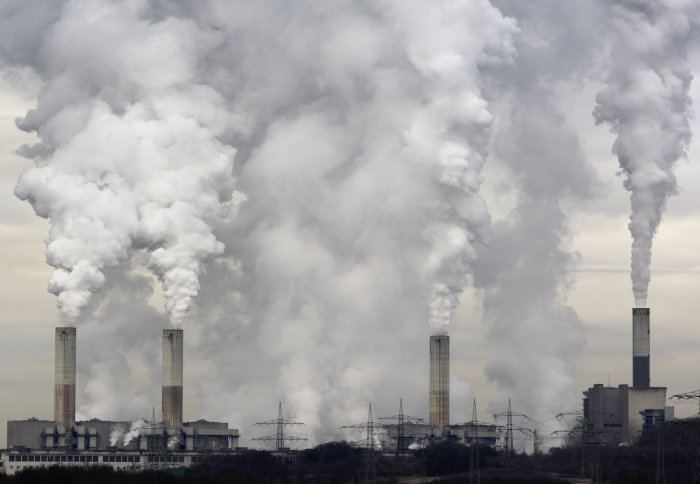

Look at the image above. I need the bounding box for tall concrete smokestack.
[54,327,76,430]
[633,308,650,388]
[162,329,183,429]
[429,335,449,435]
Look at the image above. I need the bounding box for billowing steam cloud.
[184,0,515,443]
[594,0,694,307]
[5,1,236,326]
[1,0,516,442]
[1,1,512,335]
[474,0,603,445]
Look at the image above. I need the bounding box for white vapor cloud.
[594,0,695,307]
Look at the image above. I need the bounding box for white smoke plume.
[475,0,603,446]
[3,0,514,443]
[5,1,237,326]
[167,434,180,450]
[123,418,148,447]
[109,425,126,447]
[187,0,516,444]
[594,0,694,307]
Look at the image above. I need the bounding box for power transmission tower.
[552,427,605,484]
[252,402,307,455]
[671,389,700,417]
[494,398,537,456]
[379,398,423,458]
[469,398,480,484]
[342,402,377,482]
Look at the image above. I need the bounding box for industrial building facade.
[0,327,239,476]
[583,308,672,444]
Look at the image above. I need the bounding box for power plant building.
[1,327,239,476]
[583,308,672,444]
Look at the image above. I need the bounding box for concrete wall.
[6,420,53,449]
[626,387,666,441]
[585,384,625,443]
[75,420,137,450]
[585,383,667,443]
[429,335,449,435]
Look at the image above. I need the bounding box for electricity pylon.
[469,399,480,484]
[252,402,307,454]
[342,403,377,482]
[552,427,606,484]
[379,398,423,458]
[494,398,538,456]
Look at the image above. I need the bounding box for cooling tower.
[54,327,76,429]
[162,329,183,429]
[632,308,650,388]
[429,335,449,435]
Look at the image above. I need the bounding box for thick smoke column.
[476,0,602,442]
[594,0,694,306]
[189,0,515,443]
[2,0,517,442]
[4,1,236,326]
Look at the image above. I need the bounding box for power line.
[379,398,423,458]
[251,401,306,454]
[341,402,376,482]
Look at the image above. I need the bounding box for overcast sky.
[1,1,700,450]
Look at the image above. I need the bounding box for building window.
[9,456,15,462]
[48,456,54,462]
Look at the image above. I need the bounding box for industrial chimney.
[429,335,449,435]
[162,329,183,429]
[54,327,76,430]
[632,308,650,388]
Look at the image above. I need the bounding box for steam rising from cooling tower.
[594,0,694,307]
[55,327,76,430]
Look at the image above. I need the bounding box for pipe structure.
[162,329,183,429]
[632,308,650,388]
[429,335,449,435]
[54,327,76,430]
